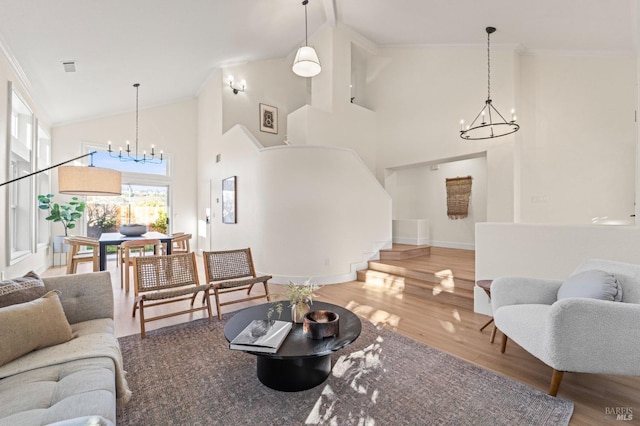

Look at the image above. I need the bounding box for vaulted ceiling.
[0,0,636,126]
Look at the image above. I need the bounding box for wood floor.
[43,248,639,426]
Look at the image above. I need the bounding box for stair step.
[356,269,474,310]
[365,260,476,292]
[379,244,431,260]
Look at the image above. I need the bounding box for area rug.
[116,316,573,425]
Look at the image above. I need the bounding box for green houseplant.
[37,193,86,237]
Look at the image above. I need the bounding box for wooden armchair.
[63,236,99,274]
[132,252,212,338]
[203,248,271,319]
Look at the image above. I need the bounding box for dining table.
[97,231,173,271]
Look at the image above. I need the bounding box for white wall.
[517,53,636,224]
[474,222,640,314]
[210,125,392,284]
[287,27,379,174]
[196,69,224,252]
[52,99,199,239]
[368,45,636,229]
[221,58,307,147]
[385,156,487,249]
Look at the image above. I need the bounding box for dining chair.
[120,239,163,293]
[171,232,192,254]
[63,236,100,274]
[132,252,212,338]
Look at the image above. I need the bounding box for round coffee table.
[224,301,361,392]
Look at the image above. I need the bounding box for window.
[83,143,171,239]
[36,123,51,249]
[86,184,169,238]
[7,83,34,262]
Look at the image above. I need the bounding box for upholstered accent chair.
[491,259,640,396]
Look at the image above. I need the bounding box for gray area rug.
[116,316,574,425]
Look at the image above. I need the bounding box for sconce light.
[228,75,246,94]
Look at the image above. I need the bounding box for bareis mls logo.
[605,407,633,421]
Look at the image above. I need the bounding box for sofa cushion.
[0,357,116,426]
[557,269,622,302]
[0,291,73,367]
[0,271,46,309]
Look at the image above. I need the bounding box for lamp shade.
[292,46,321,77]
[58,166,122,196]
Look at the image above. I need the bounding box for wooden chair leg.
[120,260,125,289]
[500,332,508,353]
[490,325,497,343]
[479,317,494,332]
[132,300,138,318]
[66,250,74,274]
[215,288,223,320]
[125,264,131,293]
[139,300,146,339]
[205,290,213,320]
[549,370,564,396]
[264,282,271,302]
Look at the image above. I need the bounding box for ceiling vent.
[62,61,76,73]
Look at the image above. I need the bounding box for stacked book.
[230,320,292,354]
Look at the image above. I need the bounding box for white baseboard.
[392,237,430,245]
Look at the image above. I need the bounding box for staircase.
[356,244,475,310]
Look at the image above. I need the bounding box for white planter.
[53,235,70,253]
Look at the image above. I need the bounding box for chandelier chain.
[135,83,139,157]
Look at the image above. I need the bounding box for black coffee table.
[224,301,361,392]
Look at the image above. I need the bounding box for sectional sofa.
[0,271,130,426]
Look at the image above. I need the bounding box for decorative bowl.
[119,224,147,236]
[303,310,339,339]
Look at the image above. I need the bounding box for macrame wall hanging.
[446,176,472,219]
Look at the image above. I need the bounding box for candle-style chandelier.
[460,27,519,140]
[107,83,163,163]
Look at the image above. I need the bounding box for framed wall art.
[259,103,278,134]
[222,176,236,224]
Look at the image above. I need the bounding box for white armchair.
[491,259,640,396]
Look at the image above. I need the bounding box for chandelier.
[107,83,163,163]
[460,27,519,140]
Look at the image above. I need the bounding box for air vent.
[62,61,76,73]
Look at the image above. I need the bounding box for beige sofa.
[0,271,130,426]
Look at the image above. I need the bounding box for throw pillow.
[557,269,622,302]
[0,271,46,309]
[0,290,73,367]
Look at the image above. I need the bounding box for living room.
[1,1,639,425]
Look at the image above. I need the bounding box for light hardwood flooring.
[42,250,639,426]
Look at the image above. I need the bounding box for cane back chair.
[203,248,271,320]
[132,252,212,338]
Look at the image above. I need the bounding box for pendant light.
[460,27,519,140]
[1,151,122,196]
[292,0,321,78]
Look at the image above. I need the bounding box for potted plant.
[268,279,320,323]
[38,194,86,253]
